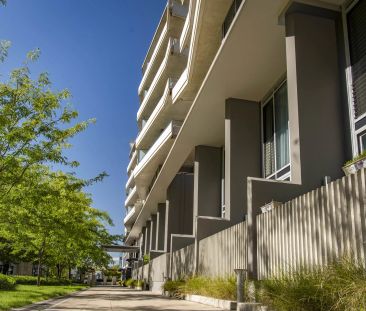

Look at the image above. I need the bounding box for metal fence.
[198,220,248,277]
[257,168,366,279]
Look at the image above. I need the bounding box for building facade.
[124,0,366,290]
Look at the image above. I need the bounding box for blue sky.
[0,0,166,237]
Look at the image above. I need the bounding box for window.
[359,131,366,152]
[221,148,225,218]
[347,0,366,119]
[262,81,290,180]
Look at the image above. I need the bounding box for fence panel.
[257,168,366,279]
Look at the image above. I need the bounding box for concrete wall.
[166,173,194,252]
[149,253,169,292]
[257,167,366,279]
[171,243,195,280]
[225,98,261,222]
[193,146,222,218]
[285,8,347,186]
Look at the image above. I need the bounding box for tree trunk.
[68,266,71,280]
[36,253,43,286]
[37,241,45,287]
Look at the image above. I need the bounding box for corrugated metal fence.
[198,221,247,277]
[257,168,366,279]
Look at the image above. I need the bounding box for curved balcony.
[125,172,135,191]
[127,149,138,174]
[139,24,169,96]
[134,120,182,188]
[137,38,186,122]
[136,79,173,150]
[124,200,143,229]
[125,185,138,208]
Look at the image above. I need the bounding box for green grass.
[0,284,87,311]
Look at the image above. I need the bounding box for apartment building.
[124,0,366,290]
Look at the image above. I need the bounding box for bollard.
[234,269,246,303]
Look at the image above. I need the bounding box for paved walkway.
[14,286,222,311]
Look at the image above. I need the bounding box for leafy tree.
[0,47,94,198]
[0,165,116,285]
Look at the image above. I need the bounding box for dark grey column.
[285,5,347,187]
[193,146,222,220]
[150,214,157,251]
[140,229,145,256]
[144,221,151,254]
[156,203,167,251]
[225,98,261,223]
[166,173,194,252]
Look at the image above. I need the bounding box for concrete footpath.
[13,286,223,311]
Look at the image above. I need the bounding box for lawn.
[0,284,87,310]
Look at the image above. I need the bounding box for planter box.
[185,294,237,310]
[343,156,366,175]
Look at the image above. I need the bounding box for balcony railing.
[134,120,182,178]
[136,78,176,149]
[222,0,243,39]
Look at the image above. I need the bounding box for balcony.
[136,79,173,150]
[141,0,188,75]
[125,172,135,191]
[134,120,182,187]
[139,24,169,96]
[125,185,138,208]
[179,0,195,52]
[137,38,186,122]
[127,150,138,174]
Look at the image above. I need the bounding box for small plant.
[135,279,144,288]
[256,257,366,311]
[143,254,150,264]
[345,150,366,166]
[0,273,17,290]
[125,278,135,288]
[163,279,186,298]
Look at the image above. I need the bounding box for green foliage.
[0,49,119,285]
[257,258,366,311]
[0,274,16,290]
[125,278,135,287]
[13,276,71,286]
[344,150,366,166]
[163,279,186,298]
[163,276,236,300]
[143,254,150,264]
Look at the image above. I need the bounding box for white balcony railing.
[136,78,175,149]
[172,68,188,102]
[127,150,138,174]
[134,120,182,179]
[124,186,138,208]
[125,172,135,191]
[137,38,181,121]
[138,23,169,95]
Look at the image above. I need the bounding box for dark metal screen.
[347,0,366,118]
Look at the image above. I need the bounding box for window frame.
[342,0,366,156]
[261,79,291,181]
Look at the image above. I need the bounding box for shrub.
[125,278,135,287]
[184,276,236,301]
[163,279,185,298]
[0,274,16,290]
[13,275,71,286]
[257,257,366,311]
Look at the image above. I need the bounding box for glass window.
[262,82,290,179]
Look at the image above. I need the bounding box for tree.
[0,47,94,198]
[0,165,116,285]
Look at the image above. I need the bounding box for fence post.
[234,268,246,302]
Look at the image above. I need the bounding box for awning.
[102,245,140,253]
